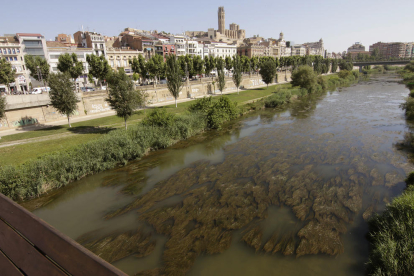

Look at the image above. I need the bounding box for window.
[124,60,128,67]
[17,49,20,53]
[117,60,121,67]
[8,49,11,54]
[14,57,17,61]
[110,60,114,67]
[23,65,25,70]
[12,49,16,54]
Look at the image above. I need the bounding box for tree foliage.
[0,95,6,121]
[24,55,50,84]
[166,55,184,107]
[259,59,276,87]
[0,58,16,93]
[106,70,144,129]
[217,66,225,95]
[86,54,111,87]
[48,72,78,127]
[232,56,243,94]
[291,65,317,92]
[57,53,84,80]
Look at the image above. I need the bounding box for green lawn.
[0,82,289,167]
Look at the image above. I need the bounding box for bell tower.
[218,6,225,34]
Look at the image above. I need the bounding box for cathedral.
[186,7,246,44]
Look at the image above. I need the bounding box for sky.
[1,0,414,53]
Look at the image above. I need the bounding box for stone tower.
[218,6,225,34]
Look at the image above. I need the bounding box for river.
[23,73,413,276]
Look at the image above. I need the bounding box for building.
[0,36,31,93]
[237,43,280,59]
[116,34,155,59]
[55,34,75,45]
[369,42,414,59]
[155,43,175,61]
[106,48,144,74]
[186,7,245,45]
[46,41,93,89]
[291,44,307,56]
[73,31,106,57]
[16,33,49,61]
[302,39,324,56]
[347,42,365,53]
[204,41,237,59]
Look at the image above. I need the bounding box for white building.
[74,31,106,57]
[106,48,144,74]
[169,35,186,56]
[291,45,307,56]
[203,41,237,59]
[46,41,93,89]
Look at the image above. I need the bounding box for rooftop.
[46,41,68,47]
[16,33,43,37]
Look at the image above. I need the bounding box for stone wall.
[0,74,292,131]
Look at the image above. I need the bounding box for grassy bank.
[0,73,358,201]
[366,64,414,275]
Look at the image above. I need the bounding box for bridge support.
[359,66,363,73]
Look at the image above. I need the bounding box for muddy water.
[26,74,413,276]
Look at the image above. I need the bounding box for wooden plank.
[0,219,66,275]
[0,250,24,276]
[0,193,127,276]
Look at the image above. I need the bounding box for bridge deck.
[0,193,127,276]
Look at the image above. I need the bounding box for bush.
[141,108,176,127]
[291,65,317,93]
[188,96,239,129]
[400,97,414,120]
[338,70,352,79]
[317,75,328,90]
[367,186,414,275]
[264,90,291,108]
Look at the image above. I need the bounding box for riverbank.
[0,72,359,202]
[366,63,414,275]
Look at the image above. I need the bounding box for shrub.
[188,96,239,129]
[291,65,317,93]
[400,97,414,120]
[367,186,414,275]
[338,70,352,79]
[141,108,176,127]
[264,90,291,108]
[317,75,328,90]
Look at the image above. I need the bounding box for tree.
[204,56,216,79]
[339,60,353,71]
[291,65,317,92]
[225,56,233,76]
[86,54,111,89]
[331,59,339,73]
[166,55,184,107]
[57,53,84,89]
[24,55,50,90]
[217,66,225,95]
[0,58,16,94]
[0,95,5,139]
[48,73,78,127]
[232,56,243,94]
[147,54,165,84]
[193,55,204,77]
[106,70,144,129]
[404,61,414,73]
[259,59,276,88]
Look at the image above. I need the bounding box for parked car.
[31,88,43,94]
[159,79,168,84]
[101,86,107,90]
[80,87,95,92]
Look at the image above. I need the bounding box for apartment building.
[73,31,106,57]
[369,42,414,59]
[0,35,31,93]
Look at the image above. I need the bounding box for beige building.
[0,36,31,93]
[186,7,245,45]
[106,48,144,75]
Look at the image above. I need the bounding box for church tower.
[218,6,225,34]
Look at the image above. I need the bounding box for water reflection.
[27,74,412,276]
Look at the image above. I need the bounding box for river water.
[24,73,413,276]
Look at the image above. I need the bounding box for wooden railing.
[0,193,127,276]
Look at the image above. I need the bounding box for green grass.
[0,133,102,166]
